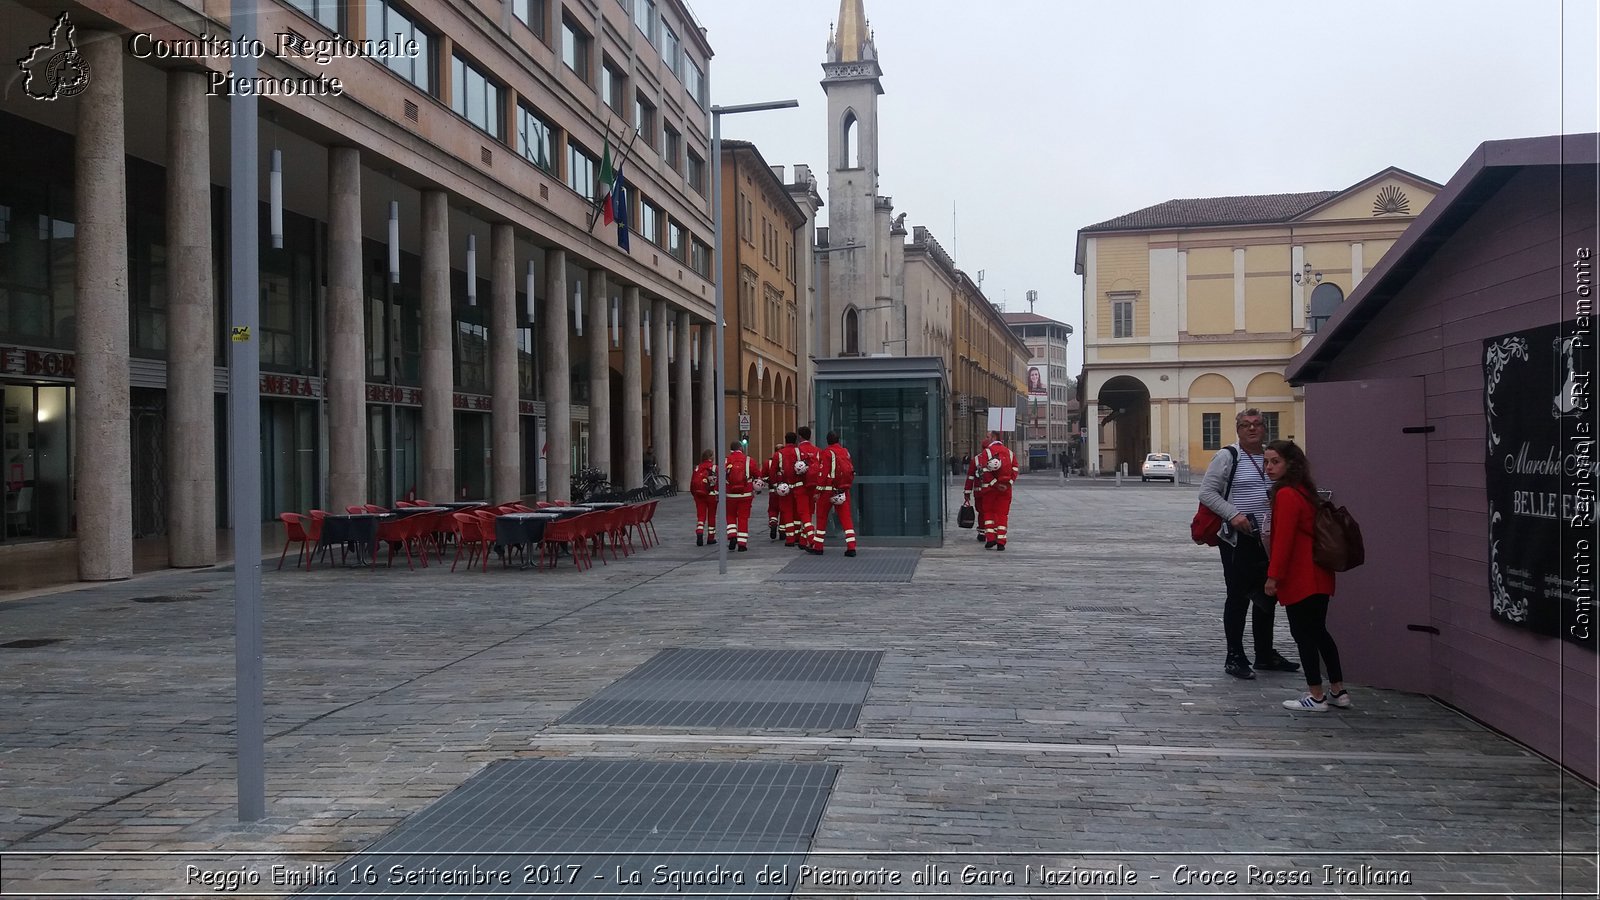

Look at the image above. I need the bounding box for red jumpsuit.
[810,443,857,553]
[690,459,719,544]
[778,443,802,546]
[765,447,784,539]
[963,456,986,543]
[976,440,1019,548]
[724,449,756,550]
[792,440,821,548]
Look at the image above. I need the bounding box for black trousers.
[1218,535,1279,659]
[1285,594,1343,686]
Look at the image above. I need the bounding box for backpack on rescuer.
[1312,496,1365,572]
[831,449,855,492]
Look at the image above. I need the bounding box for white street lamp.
[713,99,798,575]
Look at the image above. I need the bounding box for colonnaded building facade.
[0,0,731,578]
[1074,167,1440,474]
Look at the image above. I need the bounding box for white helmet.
[830,492,847,506]
[793,459,809,475]
[752,478,767,492]
[985,457,1003,471]
[774,481,791,496]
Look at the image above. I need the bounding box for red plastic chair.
[366,504,389,513]
[394,500,416,508]
[306,510,330,568]
[412,498,434,507]
[540,517,590,571]
[277,513,311,570]
[375,515,417,570]
[535,501,553,509]
[449,512,486,572]
[346,505,366,515]
[553,499,572,507]
[641,500,660,546]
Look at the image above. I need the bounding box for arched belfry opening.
[843,307,861,355]
[842,110,859,169]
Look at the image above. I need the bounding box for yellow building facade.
[719,141,808,455]
[1074,168,1440,474]
[951,271,1031,459]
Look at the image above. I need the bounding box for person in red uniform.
[765,443,784,541]
[792,426,822,550]
[776,432,800,546]
[724,441,757,552]
[689,449,718,546]
[809,431,858,556]
[1261,439,1347,712]
[975,431,1018,549]
[962,452,986,544]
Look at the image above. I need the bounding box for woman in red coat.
[1262,440,1350,713]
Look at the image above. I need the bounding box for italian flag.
[598,138,616,224]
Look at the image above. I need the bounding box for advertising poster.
[1483,321,1596,649]
[1026,359,1048,398]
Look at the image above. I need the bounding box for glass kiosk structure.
[813,356,947,547]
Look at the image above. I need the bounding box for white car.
[1141,452,1176,482]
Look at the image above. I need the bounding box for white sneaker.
[1282,694,1329,712]
[1327,690,1353,709]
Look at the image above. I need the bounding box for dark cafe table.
[314,513,391,567]
[436,501,488,511]
[545,505,593,519]
[582,501,626,510]
[496,512,561,568]
[390,505,448,518]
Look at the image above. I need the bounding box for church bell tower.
[822,0,884,356]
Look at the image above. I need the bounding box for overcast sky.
[682,0,1599,373]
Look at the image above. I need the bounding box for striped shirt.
[1228,446,1273,536]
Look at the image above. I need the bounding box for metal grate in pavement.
[767,547,921,583]
[556,648,883,730]
[304,759,836,898]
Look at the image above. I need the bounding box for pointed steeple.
[828,0,875,63]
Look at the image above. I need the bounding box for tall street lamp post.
[712,99,798,575]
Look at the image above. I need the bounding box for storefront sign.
[366,384,422,406]
[453,393,492,411]
[260,374,319,398]
[1,346,75,379]
[1483,320,1596,649]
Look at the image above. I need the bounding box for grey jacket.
[1198,445,1241,520]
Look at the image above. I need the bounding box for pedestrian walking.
[777,432,800,545]
[724,441,756,552]
[765,443,784,541]
[689,449,718,546]
[963,453,985,543]
[974,431,1019,549]
[792,426,822,550]
[1198,408,1300,680]
[1262,439,1349,712]
[808,432,858,556]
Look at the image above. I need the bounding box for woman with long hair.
[1262,440,1351,712]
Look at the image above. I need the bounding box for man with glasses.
[1199,408,1300,679]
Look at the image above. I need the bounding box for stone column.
[420,191,454,500]
[697,321,715,458]
[586,268,611,480]
[490,223,519,502]
[1085,401,1100,476]
[75,30,131,580]
[542,249,571,501]
[650,298,671,481]
[326,147,366,512]
[673,309,693,488]
[164,70,214,567]
[620,286,644,489]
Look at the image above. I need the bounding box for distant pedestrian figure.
[1262,439,1348,713]
[643,445,658,478]
[689,450,717,546]
[808,432,858,556]
[724,442,756,551]
[974,431,1019,549]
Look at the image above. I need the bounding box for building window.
[369,0,432,93]
[1202,413,1221,451]
[1307,282,1344,334]
[286,0,339,30]
[1112,299,1133,338]
[687,150,706,196]
[691,238,711,277]
[451,53,502,139]
[632,0,656,42]
[739,269,757,331]
[685,58,704,108]
[764,284,781,341]
[1262,411,1281,443]
[661,24,680,77]
[843,308,860,355]
[667,220,686,261]
[566,140,598,201]
[601,60,627,116]
[639,198,661,245]
[561,16,590,82]
[517,104,558,174]
[663,125,681,171]
[512,0,545,39]
[634,93,656,152]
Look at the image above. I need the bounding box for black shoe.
[770,524,778,540]
[844,548,856,557]
[696,536,704,546]
[995,544,1006,551]
[728,538,736,551]
[1225,653,1256,680]
[985,541,996,549]
[737,545,748,552]
[1255,651,1301,673]
[977,534,987,543]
